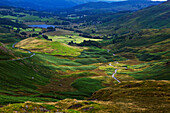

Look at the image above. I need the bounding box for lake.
[28,24,56,28]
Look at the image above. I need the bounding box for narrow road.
[9,42,35,61]
[109,63,121,83]
[107,49,121,83]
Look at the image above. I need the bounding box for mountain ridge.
[64,0,164,14]
[0,0,165,11]
[92,0,170,34]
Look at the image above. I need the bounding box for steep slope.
[96,1,170,34]
[0,42,15,60]
[90,80,170,113]
[0,80,169,112]
[102,28,170,80]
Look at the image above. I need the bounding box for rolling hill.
[0,0,169,112]
[93,0,170,35]
[64,0,164,15]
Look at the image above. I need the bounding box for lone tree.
[42,35,48,39]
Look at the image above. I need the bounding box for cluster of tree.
[53,21,70,25]
[42,35,52,41]
[0,11,26,17]
[29,33,39,37]
[0,18,26,28]
[68,40,101,48]
[78,40,101,47]
[20,32,27,35]
[0,26,10,33]
[79,33,102,39]
[68,41,77,46]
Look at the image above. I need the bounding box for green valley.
[0,0,169,113]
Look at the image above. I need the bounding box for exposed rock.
[122,84,132,88]
[59,84,62,86]
[82,106,94,111]
[84,102,89,105]
[68,104,83,109]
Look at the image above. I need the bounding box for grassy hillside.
[106,28,170,54]
[90,80,170,113]
[0,99,119,113]
[100,28,170,80]
[0,42,15,60]
[0,18,26,33]
[97,1,170,35]
[0,42,30,60]
[0,36,117,105]
[15,37,83,57]
[0,54,61,104]
[65,0,163,15]
[0,80,169,113]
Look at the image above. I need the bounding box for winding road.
[9,42,35,61]
[108,50,121,83]
[109,63,121,83]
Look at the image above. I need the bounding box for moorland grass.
[0,99,120,113]
[90,80,170,112]
[78,48,126,62]
[0,95,58,105]
[37,54,82,66]
[61,72,98,78]
[0,60,50,91]
[119,60,170,80]
[129,62,170,80]
[0,33,20,43]
[52,77,105,99]
[55,65,97,72]
[75,58,99,65]
[71,78,105,96]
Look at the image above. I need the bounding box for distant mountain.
[0,0,101,11]
[0,0,77,11]
[67,0,98,4]
[64,0,165,14]
[0,0,165,12]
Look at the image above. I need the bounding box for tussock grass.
[0,99,119,113]
[90,80,170,113]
